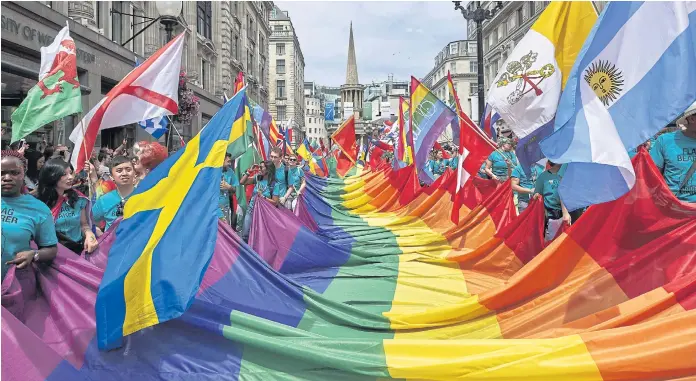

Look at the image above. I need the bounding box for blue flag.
[541,1,696,210]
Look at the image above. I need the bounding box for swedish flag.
[95,88,248,350]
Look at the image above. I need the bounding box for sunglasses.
[289,158,297,162]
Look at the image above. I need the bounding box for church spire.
[345,22,359,85]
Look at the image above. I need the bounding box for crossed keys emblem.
[495,51,555,105]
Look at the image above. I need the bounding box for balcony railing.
[271,30,292,38]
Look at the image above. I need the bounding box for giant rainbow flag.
[2,151,696,380]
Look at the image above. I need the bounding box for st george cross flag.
[69,33,185,171]
[138,115,169,139]
[486,2,597,176]
[541,1,696,211]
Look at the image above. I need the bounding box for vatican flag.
[486,1,597,172]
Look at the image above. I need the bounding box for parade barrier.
[2,152,695,380]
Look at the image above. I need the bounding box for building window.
[201,59,209,90]
[248,16,254,38]
[277,43,285,55]
[470,61,478,73]
[470,83,478,95]
[517,7,524,25]
[277,105,287,121]
[449,42,458,55]
[277,59,286,74]
[277,80,286,98]
[529,1,536,15]
[492,29,498,46]
[197,2,212,40]
[450,62,457,74]
[247,46,255,76]
[492,60,499,77]
[233,35,239,60]
[111,2,123,44]
[260,56,266,83]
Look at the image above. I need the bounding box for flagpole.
[72,112,95,198]
[165,115,185,148]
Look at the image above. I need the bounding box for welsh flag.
[11,22,82,143]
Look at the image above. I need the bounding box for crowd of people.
[1,102,694,280]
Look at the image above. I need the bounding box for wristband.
[33,250,40,262]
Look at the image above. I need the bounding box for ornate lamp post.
[156,1,183,42]
[453,1,503,121]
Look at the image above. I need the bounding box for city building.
[420,40,478,143]
[304,81,341,139]
[1,1,271,151]
[269,4,304,148]
[304,96,327,144]
[362,74,409,123]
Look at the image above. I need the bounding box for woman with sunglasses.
[280,155,306,210]
[239,161,280,242]
[92,156,136,235]
[1,151,58,279]
[34,159,98,255]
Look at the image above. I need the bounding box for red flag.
[234,71,244,95]
[448,71,496,224]
[331,115,358,177]
[433,142,451,159]
[69,33,185,172]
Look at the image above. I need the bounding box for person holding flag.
[219,153,239,225]
[484,136,518,182]
[280,154,306,210]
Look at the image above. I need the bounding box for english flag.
[448,72,496,224]
[70,33,185,171]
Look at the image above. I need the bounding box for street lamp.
[453,1,503,122]
[156,1,182,42]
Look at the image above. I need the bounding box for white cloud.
[275,1,469,86]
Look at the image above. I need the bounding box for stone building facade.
[1,1,272,151]
[304,96,326,144]
[269,4,304,148]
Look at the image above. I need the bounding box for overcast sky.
[275,1,469,87]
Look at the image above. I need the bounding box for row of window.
[306,118,324,126]
[306,127,325,134]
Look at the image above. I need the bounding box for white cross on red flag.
[70,33,185,171]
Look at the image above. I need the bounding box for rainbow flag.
[410,77,456,184]
[3,151,696,380]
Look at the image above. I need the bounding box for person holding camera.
[239,161,280,242]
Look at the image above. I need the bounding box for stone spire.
[345,22,359,85]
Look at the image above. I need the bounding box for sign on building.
[325,103,335,121]
[380,102,391,119]
[343,102,353,121]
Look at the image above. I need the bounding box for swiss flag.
[70,33,185,172]
[448,73,496,224]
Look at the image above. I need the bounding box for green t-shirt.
[534,168,563,213]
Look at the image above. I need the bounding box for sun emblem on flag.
[584,60,624,106]
[496,50,556,105]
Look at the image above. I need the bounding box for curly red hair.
[138,142,168,170]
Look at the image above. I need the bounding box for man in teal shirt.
[511,163,544,214]
[270,147,288,198]
[427,150,448,179]
[219,153,239,224]
[534,162,571,241]
[650,103,696,203]
[280,155,305,210]
[92,156,135,234]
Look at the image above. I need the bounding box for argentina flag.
[541,2,696,211]
[138,115,169,139]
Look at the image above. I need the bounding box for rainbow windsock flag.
[3,151,696,380]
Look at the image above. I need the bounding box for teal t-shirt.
[288,167,304,193]
[1,195,58,278]
[55,197,88,243]
[92,190,128,232]
[448,157,459,169]
[427,159,448,176]
[478,162,488,178]
[534,166,567,214]
[512,164,544,202]
[487,150,519,178]
[248,177,279,211]
[219,169,240,208]
[650,131,696,203]
[275,163,288,198]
